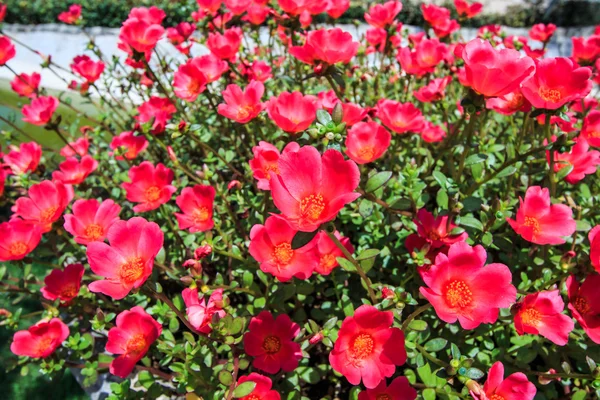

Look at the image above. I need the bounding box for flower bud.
[332,102,344,125]
[465,380,483,396]
[309,332,324,345]
[381,287,395,299]
[227,180,241,191]
[195,245,212,260]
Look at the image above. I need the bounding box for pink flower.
[266,91,317,134]
[60,137,89,158]
[119,17,164,54]
[364,1,403,28]
[236,373,281,400]
[589,225,600,272]
[3,142,42,174]
[182,288,226,333]
[136,96,176,134]
[547,137,600,184]
[420,122,446,143]
[10,72,41,98]
[22,96,59,126]
[471,362,536,400]
[529,23,556,43]
[414,77,452,103]
[58,4,82,24]
[567,274,600,344]
[289,28,359,66]
[11,180,70,233]
[87,217,164,299]
[41,263,85,303]
[173,58,208,102]
[507,186,576,245]
[71,55,105,83]
[52,155,98,185]
[581,110,600,147]
[0,220,42,262]
[0,36,16,65]
[312,230,354,275]
[377,99,425,134]
[513,290,574,346]
[454,0,483,18]
[63,199,121,245]
[218,80,264,123]
[110,131,148,160]
[195,54,229,82]
[122,162,177,213]
[207,27,242,60]
[249,141,300,190]
[11,318,69,358]
[345,121,391,164]
[175,185,216,232]
[486,90,531,115]
[358,376,417,400]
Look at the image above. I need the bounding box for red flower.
[207,27,242,60]
[364,1,402,28]
[10,318,69,358]
[414,76,451,103]
[266,91,317,134]
[486,90,531,115]
[461,39,535,97]
[358,376,417,400]
[136,96,176,134]
[196,0,222,15]
[87,217,163,299]
[70,55,105,84]
[0,220,42,262]
[590,225,600,272]
[166,22,195,45]
[567,274,600,343]
[58,4,82,24]
[405,209,467,260]
[377,99,425,134]
[513,290,574,346]
[225,0,251,15]
[110,131,149,160]
[12,180,70,233]
[529,23,556,42]
[420,122,446,143]
[420,242,516,329]
[0,4,5,23]
[547,137,600,184]
[249,141,299,190]
[270,145,360,231]
[0,36,14,66]
[122,161,176,213]
[581,110,600,147]
[341,102,369,126]
[507,186,576,245]
[175,184,216,232]
[218,80,264,123]
[326,0,350,19]
[60,137,89,157]
[571,36,600,65]
[421,4,459,38]
[182,288,226,333]
[106,306,162,378]
[471,362,536,400]
[236,373,281,400]
[10,72,41,98]
[522,57,592,110]
[249,215,318,281]
[290,28,359,66]
[41,263,84,303]
[329,305,406,389]
[454,0,483,18]
[3,141,42,174]
[345,121,391,164]
[195,54,229,82]
[397,38,447,77]
[63,199,121,245]
[119,16,164,54]
[173,58,208,102]
[246,60,272,82]
[52,155,98,185]
[22,96,59,126]
[571,97,598,114]
[243,311,302,374]
[312,230,354,275]
[243,5,271,25]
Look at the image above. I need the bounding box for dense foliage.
[1,1,600,400]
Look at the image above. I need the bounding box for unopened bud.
[325,132,335,140]
[332,102,344,124]
[381,287,395,299]
[309,332,324,345]
[227,180,242,191]
[465,380,483,396]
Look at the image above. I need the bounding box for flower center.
[119,257,145,284]
[352,333,375,360]
[237,104,254,120]
[523,216,540,235]
[574,296,590,314]
[538,87,562,103]
[36,337,54,355]
[444,280,473,309]
[520,308,542,326]
[588,131,600,138]
[84,223,104,241]
[393,119,408,128]
[8,241,28,257]
[508,93,524,109]
[61,284,78,299]
[126,333,147,354]
[376,395,392,400]
[300,193,325,221]
[246,396,260,400]
[272,243,294,266]
[319,253,337,271]
[427,231,441,241]
[490,395,505,400]
[192,206,210,223]
[144,186,161,202]
[357,146,376,161]
[263,163,279,179]
[262,335,281,354]
[41,206,58,223]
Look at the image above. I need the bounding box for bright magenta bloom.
[377,99,425,134]
[326,0,350,19]
[270,145,360,232]
[195,53,229,82]
[63,198,121,245]
[421,122,446,143]
[87,217,163,299]
[567,274,600,344]
[60,137,89,158]
[345,121,391,164]
[119,16,164,53]
[513,290,574,346]
[454,0,482,18]
[218,80,264,123]
[41,263,84,303]
[461,39,535,97]
[236,373,281,400]
[106,306,162,378]
[547,137,600,184]
[243,311,302,374]
[358,376,417,400]
[0,36,15,65]
[529,23,556,42]
[0,220,42,262]
[420,242,516,329]
[266,91,317,134]
[122,161,176,213]
[486,90,531,115]
[590,225,600,272]
[110,131,149,160]
[52,155,98,185]
[364,1,402,28]
[11,318,69,358]
[507,186,576,245]
[136,96,176,134]
[58,4,82,24]
[405,208,467,260]
[175,184,216,232]
[249,215,318,282]
[182,288,226,333]
[22,96,59,126]
[414,76,451,103]
[571,36,600,65]
[397,38,447,77]
[71,55,105,83]
[10,72,41,98]
[3,141,42,174]
[521,57,592,110]
[471,362,536,400]
[290,28,359,65]
[329,305,406,389]
[312,230,354,275]
[173,58,208,102]
[207,27,242,60]
[249,141,299,190]
[581,110,600,147]
[12,180,70,233]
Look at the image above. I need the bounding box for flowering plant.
[1,1,600,399]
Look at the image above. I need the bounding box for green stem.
[544,113,556,197]
[401,303,432,331]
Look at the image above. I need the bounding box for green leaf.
[451,343,461,359]
[233,381,256,398]
[423,388,436,400]
[356,249,379,261]
[460,216,484,231]
[495,166,517,178]
[359,199,374,218]
[337,257,356,272]
[432,171,448,188]
[408,320,428,331]
[218,370,233,386]
[291,229,319,249]
[576,220,592,232]
[556,164,574,181]
[464,368,485,380]
[436,189,448,209]
[465,153,488,166]
[417,363,437,387]
[365,171,393,193]
[391,198,413,210]
[316,109,332,125]
[424,338,448,352]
